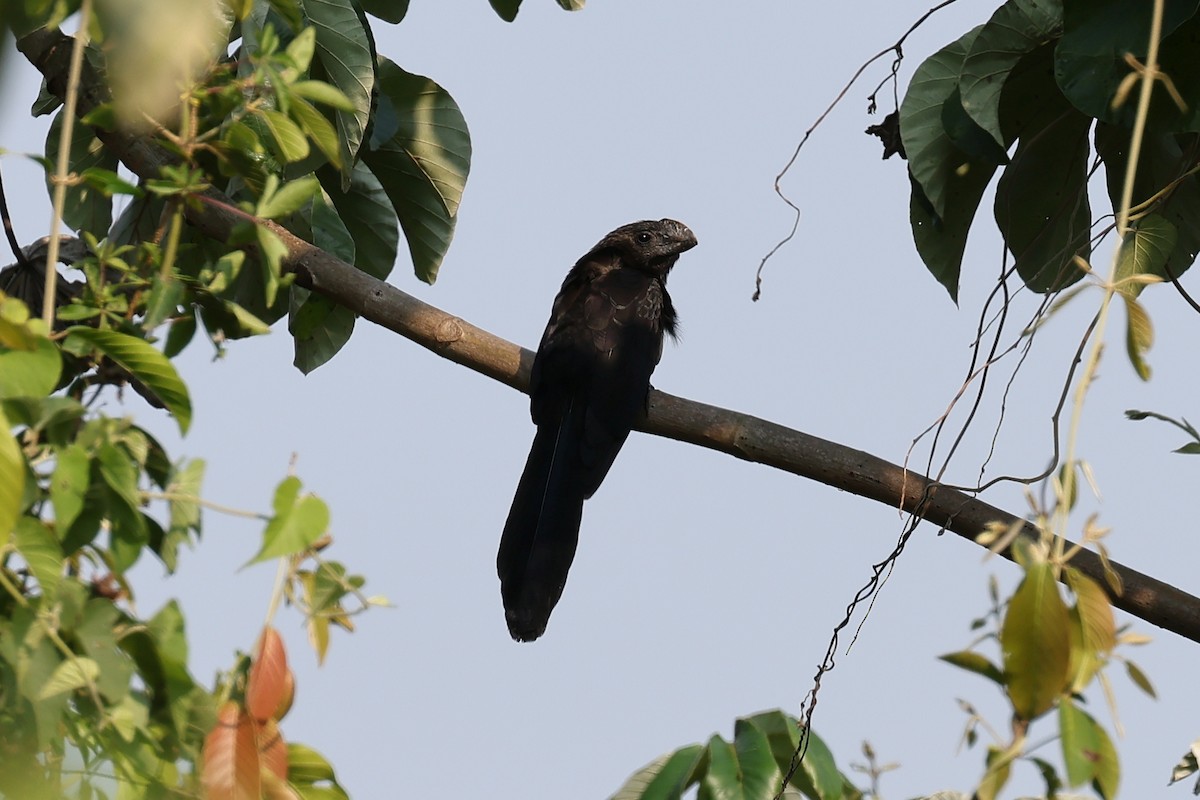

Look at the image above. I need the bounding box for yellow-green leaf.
[258,109,310,163]
[1000,561,1071,720]
[1065,567,1116,692]
[14,516,63,599]
[1122,294,1153,381]
[37,656,100,699]
[50,444,90,533]
[0,407,23,546]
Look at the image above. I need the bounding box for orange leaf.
[202,702,261,800]
[247,626,292,722]
[258,718,289,781]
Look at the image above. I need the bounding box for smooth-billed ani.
[498,218,697,641]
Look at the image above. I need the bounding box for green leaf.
[1124,659,1156,698]
[163,308,198,358]
[142,274,185,331]
[258,108,310,163]
[289,96,343,170]
[45,110,118,232]
[290,289,354,374]
[1057,3,1200,133]
[63,327,192,434]
[14,516,63,599]
[1096,127,1200,281]
[0,408,24,546]
[37,656,99,699]
[0,336,62,399]
[901,27,998,301]
[305,0,376,183]
[290,80,356,111]
[557,0,585,8]
[356,0,408,23]
[958,0,1063,146]
[291,194,356,372]
[977,745,1013,800]
[258,175,322,220]
[698,734,739,800]
[939,650,1005,685]
[77,598,133,702]
[1000,560,1071,720]
[98,443,141,512]
[610,744,707,800]
[741,710,842,800]
[488,0,521,21]
[1114,213,1177,298]
[901,27,984,220]
[993,97,1092,293]
[319,161,399,279]
[364,58,471,284]
[731,718,784,799]
[1059,699,1120,799]
[255,224,288,308]
[249,477,331,564]
[1030,757,1064,799]
[288,742,349,797]
[51,444,90,533]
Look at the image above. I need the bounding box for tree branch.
[18,27,1200,644]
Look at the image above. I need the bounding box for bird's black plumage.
[497,219,697,641]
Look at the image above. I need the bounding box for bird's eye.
[635,231,654,244]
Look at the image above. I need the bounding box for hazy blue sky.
[2,2,1197,798]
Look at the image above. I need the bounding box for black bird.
[498,218,697,641]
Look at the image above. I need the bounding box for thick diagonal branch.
[18,27,1200,643]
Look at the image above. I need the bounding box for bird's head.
[584,218,697,276]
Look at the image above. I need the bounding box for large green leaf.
[959,0,1064,146]
[356,0,409,23]
[743,710,843,800]
[901,26,984,220]
[304,0,376,183]
[45,109,118,233]
[611,745,708,800]
[62,327,192,435]
[901,27,999,300]
[1095,126,1200,280]
[1056,0,1200,132]
[291,192,357,372]
[318,161,399,279]
[993,105,1092,292]
[730,719,783,800]
[1000,561,1071,720]
[364,57,471,284]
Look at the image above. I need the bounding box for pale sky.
[2,2,1197,798]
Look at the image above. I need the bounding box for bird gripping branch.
[497,219,697,641]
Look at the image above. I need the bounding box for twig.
[42,0,94,326]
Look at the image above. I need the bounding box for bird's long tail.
[497,402,586,641]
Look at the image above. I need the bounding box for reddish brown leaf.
[202,702,261,800]
[247,626,292,722]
